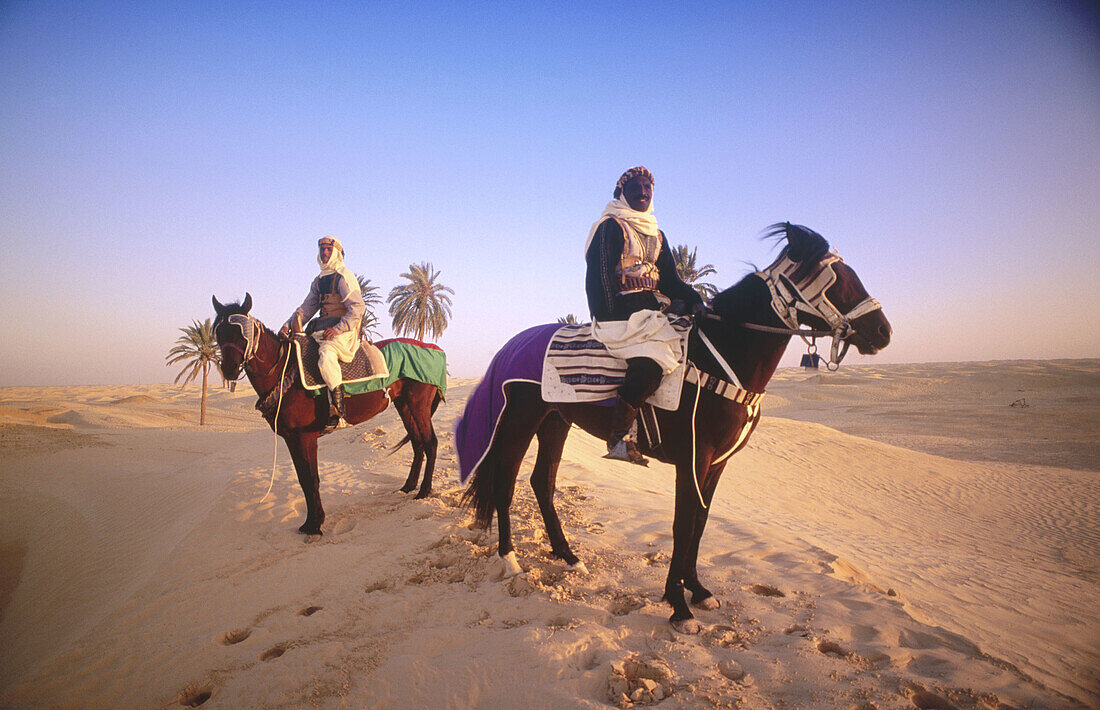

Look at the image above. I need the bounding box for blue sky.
[1,1,1097,385]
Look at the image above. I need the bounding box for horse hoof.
[567,560,590,575]
[499,551,523,579]
[671,617,703,634]
[298,524,323,536]
[414,489,431,500]
[693,595,720,611]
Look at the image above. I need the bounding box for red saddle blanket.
[290,334,389,390]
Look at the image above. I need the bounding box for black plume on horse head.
[765,222,831,282]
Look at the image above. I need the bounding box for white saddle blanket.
[540,318,693,410]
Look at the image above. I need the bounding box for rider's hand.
[279,324,290,338]
[323,327,339,340]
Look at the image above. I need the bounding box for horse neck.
[244,326,286,396]
[697,276,791,392]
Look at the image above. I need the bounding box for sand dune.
[1,360,1097,708]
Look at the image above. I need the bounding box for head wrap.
[613,166,654,199]
[586,168,659,257]
[317,235,346,275]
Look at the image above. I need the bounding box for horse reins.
[220,314,293,503]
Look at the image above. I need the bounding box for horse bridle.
[707,251,882,370]
[219,314,261,380]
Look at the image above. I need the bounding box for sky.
[1,1,1098,385]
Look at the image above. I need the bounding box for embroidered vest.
[614,218,661,294]
[318,274,348,319]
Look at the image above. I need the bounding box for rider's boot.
[329,386,350,429]
[604,396,648,466]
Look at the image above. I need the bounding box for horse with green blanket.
[212,294,447,534]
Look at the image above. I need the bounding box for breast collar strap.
[687,327,765,406]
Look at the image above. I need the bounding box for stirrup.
[604,438,649,466]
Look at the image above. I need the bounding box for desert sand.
[0,359,1097,709]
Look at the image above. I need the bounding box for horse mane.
[710,222,831,322]
[764,222,830,283]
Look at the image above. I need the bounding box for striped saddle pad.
[540,319,693,410]
[291,334,389,391]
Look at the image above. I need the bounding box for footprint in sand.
[908,688,958,710]
[331,517,356,535]
[177,684,212,707]
[298,605,322,616]
[221,627,252,645]
[260,642,289,661]
[747,583,785,598]
[815,638,850,657]
[364,579,394,593]
[609,594,646,616]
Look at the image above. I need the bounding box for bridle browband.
[705,250,882,370]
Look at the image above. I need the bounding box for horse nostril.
[878,324,891,342]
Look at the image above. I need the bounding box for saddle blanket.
[541,317,693,410]
[456,320,692,485]
[292,333,388,391]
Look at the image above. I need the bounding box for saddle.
[290,333,388,390]
[540,317,693,411]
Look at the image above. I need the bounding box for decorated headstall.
[757,251,882,368]
[222,313,260,366]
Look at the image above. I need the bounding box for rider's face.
[622,176,653,212]
[318,243,334,264]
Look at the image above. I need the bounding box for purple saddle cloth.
[455,324,559,484]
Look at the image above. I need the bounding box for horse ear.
[212,295,225,315]
[242,292,252,313]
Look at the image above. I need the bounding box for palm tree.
[356,274,383,340]
[672,244,719,302]
[166,318,219,425]
[387,262,454,342]
[557,314,581,324]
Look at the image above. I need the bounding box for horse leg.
[390,388,424,494]
[283,431,325,535]
[664,462,707,633]
[411,391,438,500]
[682,461,729,609]
[398,437,424,494]
[487,389,548,576]
[529,412,584,570]
[393,387,439,499]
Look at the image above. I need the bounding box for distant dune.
[1,360,1096,708]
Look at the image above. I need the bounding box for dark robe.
[585,218,701,322]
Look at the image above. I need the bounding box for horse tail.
[461,458,496,529]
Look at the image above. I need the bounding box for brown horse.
[212,294,443,534]
[459,223,892,632]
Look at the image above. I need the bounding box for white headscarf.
[584,196,659,257]
[317,236,345,276]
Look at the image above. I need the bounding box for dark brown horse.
[460,223,891,632]
[212,295,443,534]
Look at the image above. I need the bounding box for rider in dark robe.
[585,166,703,465]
